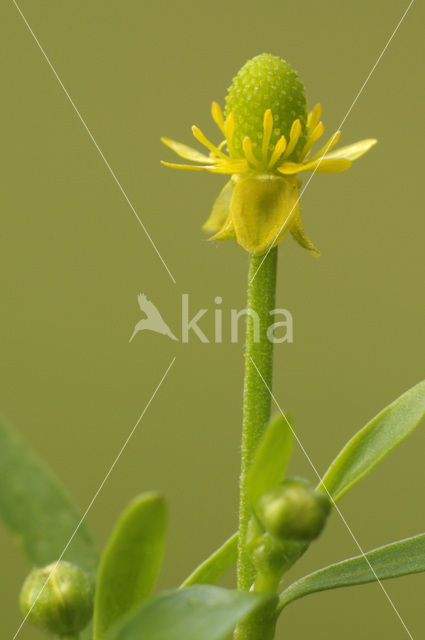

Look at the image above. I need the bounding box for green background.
[1,1,424,638]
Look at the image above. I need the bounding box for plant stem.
[235,248,278,639]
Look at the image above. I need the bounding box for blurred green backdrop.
[1,1,424,638]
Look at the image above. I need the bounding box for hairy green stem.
[235,248,278,639]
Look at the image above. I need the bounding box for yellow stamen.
[192,125,228,159]
[309,130,341,161]
[224,112,237,157]
[283,119,301,158]
[261,109,274,161]
[210,139,227,159]
[268,135,287,168]
[301,122,324,158]
[211,102,225,135]
[307,103,322,132]
[242,136,260,168]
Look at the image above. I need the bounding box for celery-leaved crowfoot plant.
[2,53,425,640]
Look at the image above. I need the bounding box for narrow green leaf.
[278,533,425,611]
[0,415,98,573]
[318,380,425,501]
[180,532,238,588]
[107,586,275,640]
[247,414,293,506]
[94,492,167,640]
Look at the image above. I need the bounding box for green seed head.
[225,53,308,161]
[19,561,94,637]
[256,478,331,542]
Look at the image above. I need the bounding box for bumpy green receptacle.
[225,53,308,162]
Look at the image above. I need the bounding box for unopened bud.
[256,478,331,542]
[19,561,94,637]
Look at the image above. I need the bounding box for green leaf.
[180,533,238,588]
[278,533,425,611]
[247,414,293,507]
[94,492,167,640]
[0,414,98,573]
[107,586,275,640]
[318,380,425,502]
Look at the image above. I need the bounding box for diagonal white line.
[250,357,414,639]
[250,0,415,284]
[11,356,176,640]
[12,0,176,285]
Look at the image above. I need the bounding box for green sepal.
[290,213,320,257]
[229,175,300,255]
[203,180,232,233]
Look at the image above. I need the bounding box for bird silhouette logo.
[129,294,179,343]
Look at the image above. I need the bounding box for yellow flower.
[162,54,377,256]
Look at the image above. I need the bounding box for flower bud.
[225,53,307,161]
[256,478,331,542]
[249,531,293,576]
[19,561,94,637]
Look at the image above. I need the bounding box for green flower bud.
[249,531,294,576]
[247,525,308,593]
[225,53,307,161]
[256,478,331,542]
[19,561,94,637]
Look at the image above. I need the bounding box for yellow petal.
[278,157,352,174]
[276,162,304,175]
[323,138,377,161]
[308,131,341,161]
[290,213,320,257]
[212,159,249,174]
[303,157,352,173]
[161,137,213,163]
[161,161,214,172]
[230,175,300,255]
[161,159,243,175]
[203,180,232,232]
